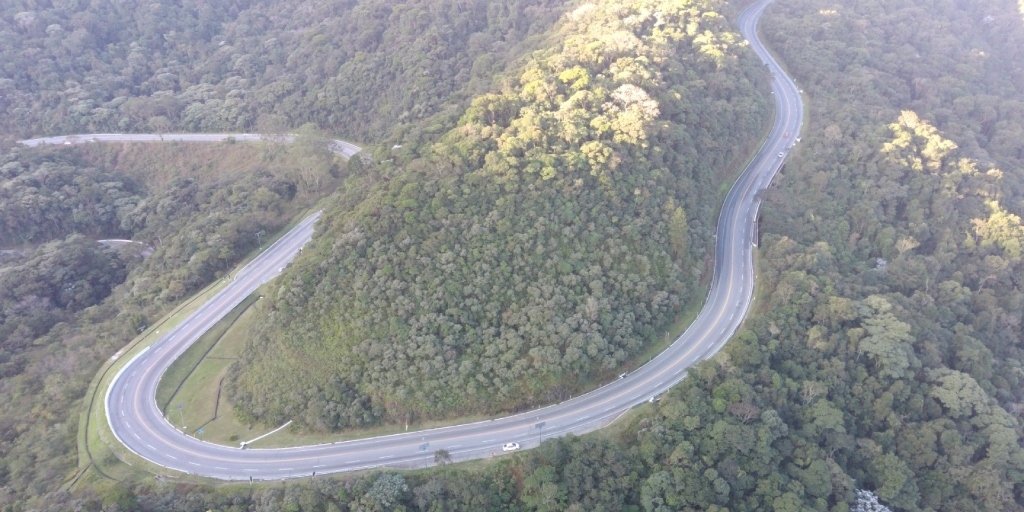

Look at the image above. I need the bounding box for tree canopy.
[226,0,771,430]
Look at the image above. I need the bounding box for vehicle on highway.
[502,442,520,452]
[778,152,784,158]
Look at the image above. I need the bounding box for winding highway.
[20,0,802,481]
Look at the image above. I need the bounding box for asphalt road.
[18,132,362,159]
[29,0,801,481]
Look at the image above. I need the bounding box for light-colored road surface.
[97,239,155,258]
[44,0,800,481]
[19,133,361,159]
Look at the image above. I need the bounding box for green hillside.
[0,0,568,141]
[0,139,336,504]
[225,0,771,430]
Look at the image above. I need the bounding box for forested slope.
[0,140,338,506]
[1,0,568,141]
[226,0,771,429]
[735,0,1024,508]
[475,0,1024,509]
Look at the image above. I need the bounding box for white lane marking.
[131,371,137,377]
[133,433,140,440]
[314,465,327,468]
[280,468,293,471]
[379,455,393,459]
[216,467,227,470]
[189,462,200,466]
[450,444,463,448]
[482,440,494,444]
[243,469,257,472]
[146,444,155,449]
[168,455,178,460]
[350,460,361,463]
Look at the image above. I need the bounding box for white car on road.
[502,442,520,452]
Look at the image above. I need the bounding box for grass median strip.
[156,293,259,416]
[160,295,265,444]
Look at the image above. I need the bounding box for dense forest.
[0,0,569,141]
[225,0,771,430]
[732,0,1024,507]
[4,0,1024,510]
[0,140,339,507]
